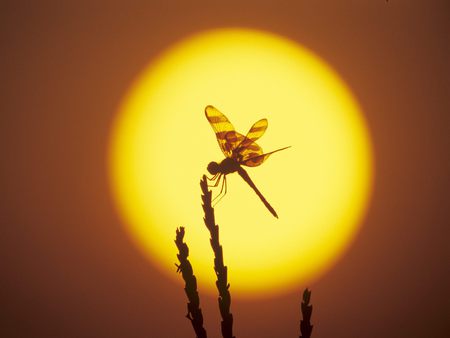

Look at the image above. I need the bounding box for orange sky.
[1,1,449,337]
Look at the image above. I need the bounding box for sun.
[108,28,373,298]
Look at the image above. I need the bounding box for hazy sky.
[1,1,449,337]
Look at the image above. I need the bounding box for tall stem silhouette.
[175,226,208,338]
[200,175,235,338]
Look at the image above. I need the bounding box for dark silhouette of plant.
[299,288,313,338]
[175,175,313,338]
[175,226,208,338]
[200,175,235,338]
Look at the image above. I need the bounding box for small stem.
[200,175,235,338]
[175,226,208,338]
[299,288,313,338]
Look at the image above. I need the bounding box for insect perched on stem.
[205,105,290,218]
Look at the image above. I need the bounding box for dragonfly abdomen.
[237,167,278,218]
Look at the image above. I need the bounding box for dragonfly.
[205,105,290,218]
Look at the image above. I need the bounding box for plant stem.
[200,175,235,338]
[175,226,208,338]
[299,288,313,338]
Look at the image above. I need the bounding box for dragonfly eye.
[207,161,219,175]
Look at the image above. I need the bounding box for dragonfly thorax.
[207,157,240,175]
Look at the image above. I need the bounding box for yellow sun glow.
[109,28,373,298]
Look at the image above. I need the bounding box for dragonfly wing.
[237,118,268,151]
[247,118,268,141]
[242,146,291,167]
[205,105,236,157]
[225,130,246,153]
[235,138,264,164]
[242,152,268,167]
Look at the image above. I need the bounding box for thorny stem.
[175,226,208,338]
[200,175,235,338]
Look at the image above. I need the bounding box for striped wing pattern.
[206,105,287,167]
[236,118,268,151]
[205,105,236,157]
[242,146,291,167]
[224,131,245,151]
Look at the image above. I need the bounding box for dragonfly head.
[207,161,220,175]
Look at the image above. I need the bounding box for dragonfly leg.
[206,173,221,187]
[206,172,219,181]
[212,176,225,202]
[212,176,227,206]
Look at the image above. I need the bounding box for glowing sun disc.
[109,28,374,298]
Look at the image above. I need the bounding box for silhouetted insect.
[205,105,290,218]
